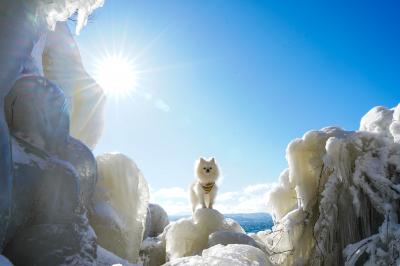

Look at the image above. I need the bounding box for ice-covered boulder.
[0,255,12,266]
[165,208,245,261]
[265,169,297,222]
[208,231,259,249]
[43,22,106,149]
[35,0,104,34]
[91,153,150,263]
[165,244,271,266]
[3,76,97,265]
[0,0,103,259]
[144,203,170,238]
[360,104,400,143]
[140,236,167,266]
[96,245,137,266]
[263,105,400,265]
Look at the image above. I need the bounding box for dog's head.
[195,157,219,183]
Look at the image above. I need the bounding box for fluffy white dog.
[190,157,219,212]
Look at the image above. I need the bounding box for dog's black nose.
[206,169,210,173]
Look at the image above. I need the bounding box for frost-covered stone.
[3,76,96,265]
[165,208,246,261]
[97,245,137,266]
[0,255,12,266]
[44,22,106,149]
[144,203,169,238]
[222,218,245,233]
[35,0,104,34]
[208,231,259,249]
[140,236,166,266]
[91,153,150,263]
[263,105,400,265]
[165,244,271,266]
[266,169,297,222]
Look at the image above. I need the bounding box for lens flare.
[94,54,138,97]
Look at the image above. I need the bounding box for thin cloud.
[155,99,170,112]
[150,182,276,215]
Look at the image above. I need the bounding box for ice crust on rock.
[144,203,170,238]
[208,231,260,249]
[91,153,150,263]
[96,245,137,266]
[35,0,104,34]
[165,244,271,266]
[3,76,97,265]
[0,256,12,266]
[165,208,246,261]
[43,22,106,149]
[140,236,167,266]
[262,105,400,265]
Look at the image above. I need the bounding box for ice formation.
[96,245,137,266]
[144,203,170,238]
[43,22,106,149]
[91,153,150,263]
[0,3,105,247]
[165,244,270,266]
[140,236,167,266]
[0,1,152,265]
[140,208,255,265]
[0,255,12,266]
[35,0,104,34]
[261,105,400,265]
[208,231,261,249]
[2,76,97,265]
[165,208,246,260]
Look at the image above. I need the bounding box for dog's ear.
[210,157,215,164]
[200,157,206,163]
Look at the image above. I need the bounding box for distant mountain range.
[169,212,273,233]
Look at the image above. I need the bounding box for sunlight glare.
[95,54,138,97]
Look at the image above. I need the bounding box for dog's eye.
[209,167,212,170]
[203,167,206,170]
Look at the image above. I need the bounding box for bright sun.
[95,54,138,97]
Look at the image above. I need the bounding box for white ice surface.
[0,256,12,266]
[263,105,400,265]
[165,244,271,266]
[165,208,245,261]
[36,0,104,34]
[92,153,150,263]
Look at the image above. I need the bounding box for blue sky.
[75,0,400,214]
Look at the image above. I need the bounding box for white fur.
[190,157,219,212]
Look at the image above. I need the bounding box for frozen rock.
[35,0,104,34]
[44,22,105,149]
[144,203,170,238]
[0,0,45,245]
[0,255,12,266]
[140,236,166,266]
[91,153,150,263]
[166,208,224,260]
[208,231,259,249]
[3,76,96,265]
[263,105,400,265]
[360,106,394,138]
[165,244,271,266]
[165,208,245,261]
[97,245,137,266]
[266,169,297,222]
[222,218,246,233]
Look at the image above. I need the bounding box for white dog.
[190,157,219,212]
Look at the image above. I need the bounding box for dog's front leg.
[199,193,207,208]
[208,185,218,209]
